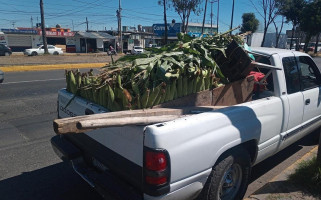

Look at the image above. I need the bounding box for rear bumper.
[51,135,143,200]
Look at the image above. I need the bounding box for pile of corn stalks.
[65,32,245,111]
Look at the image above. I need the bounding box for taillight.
[145,151,167,171]
[143,147,170,196]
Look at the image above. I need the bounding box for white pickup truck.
[51,48,321,200]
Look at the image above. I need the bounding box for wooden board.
[54,106,225,135]
[213,76,254,106]
[155,76,254,108]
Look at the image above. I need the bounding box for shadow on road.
[0,162,103,200]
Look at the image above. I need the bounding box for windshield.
[134,46,143,49]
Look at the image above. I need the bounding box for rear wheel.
[198,148,251,200]
[31,51,38,56]
[4,52,10,56]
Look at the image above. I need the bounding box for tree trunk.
[261,27,268,47]
[202,0,208,34]
[304,33,312,53]
[163,0,168,45]
[276,18,284,48]
[290,25,295,50]
[314,33,320,54]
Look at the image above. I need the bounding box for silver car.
[0,69,4,83]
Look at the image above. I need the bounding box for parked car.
[0,44,12,56]
[131,46,144,54]
[0,69,4,83]
[307,42,321,52]
[24,45,63,56]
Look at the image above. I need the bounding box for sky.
[0,0,291,33]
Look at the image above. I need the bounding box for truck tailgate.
[57,89,144,191]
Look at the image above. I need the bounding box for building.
[116,26,155,52]
[0,28,38,52]
[247,32,287,49]
[0,26,76,52]
[74,31,116,53]
[152,21,218,45]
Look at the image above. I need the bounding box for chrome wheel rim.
[218,163,242,200]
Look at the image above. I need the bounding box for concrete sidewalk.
[245,146,319,200]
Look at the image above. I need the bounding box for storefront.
[74,32,115,53]
[38,28,75,52]
[0,28,37,52]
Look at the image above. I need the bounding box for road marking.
[2,78,65,85]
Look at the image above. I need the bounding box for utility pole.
[230,0,235,35]
[72,20,74,32]
[86,17,89,32]
[31,16,34,29]
[217,0,219,33]
[119,0,122,53]
[40,0,48,54]
[210,1,214,35]
[201,0,208,34]
[163,0,168,45]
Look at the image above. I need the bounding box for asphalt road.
[0,57,320,200]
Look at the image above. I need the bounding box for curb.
[244,146,319,200]
[0,63,108,72]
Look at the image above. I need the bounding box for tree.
[158,0,168,45]
[276,0,305,50]
[202,0,208,34]
[170,0,203,33]
[250,0,279,47]
[272,16,284,48]
[240,13,259,34]
[299,0,321,53]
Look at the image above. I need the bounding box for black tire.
[198,148,251,200]
[53,51,59,55]
[4,52,10,56]
[31,51,38,56]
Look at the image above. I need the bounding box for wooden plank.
[53,108,186,134]
[53,106,226,135]
[77,115,183,130]
[154,89,212,108]
[212,76,254,106]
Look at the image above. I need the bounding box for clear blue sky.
[0,0,290,33]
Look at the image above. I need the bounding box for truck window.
[252,55,274,99]
[282,57,301,94]
[296,56,320,90]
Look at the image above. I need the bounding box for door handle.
[305,99,310,105]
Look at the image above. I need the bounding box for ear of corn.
[141,89,150,109]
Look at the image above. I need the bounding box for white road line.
[2,78,65,85]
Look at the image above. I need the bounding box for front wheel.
[53,51,59,55]
[31,51,38,56]
[198,148,251,200]
[4,52,10,56]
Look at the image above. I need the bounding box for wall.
[96,38,104,51]
[248,32,287,48]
